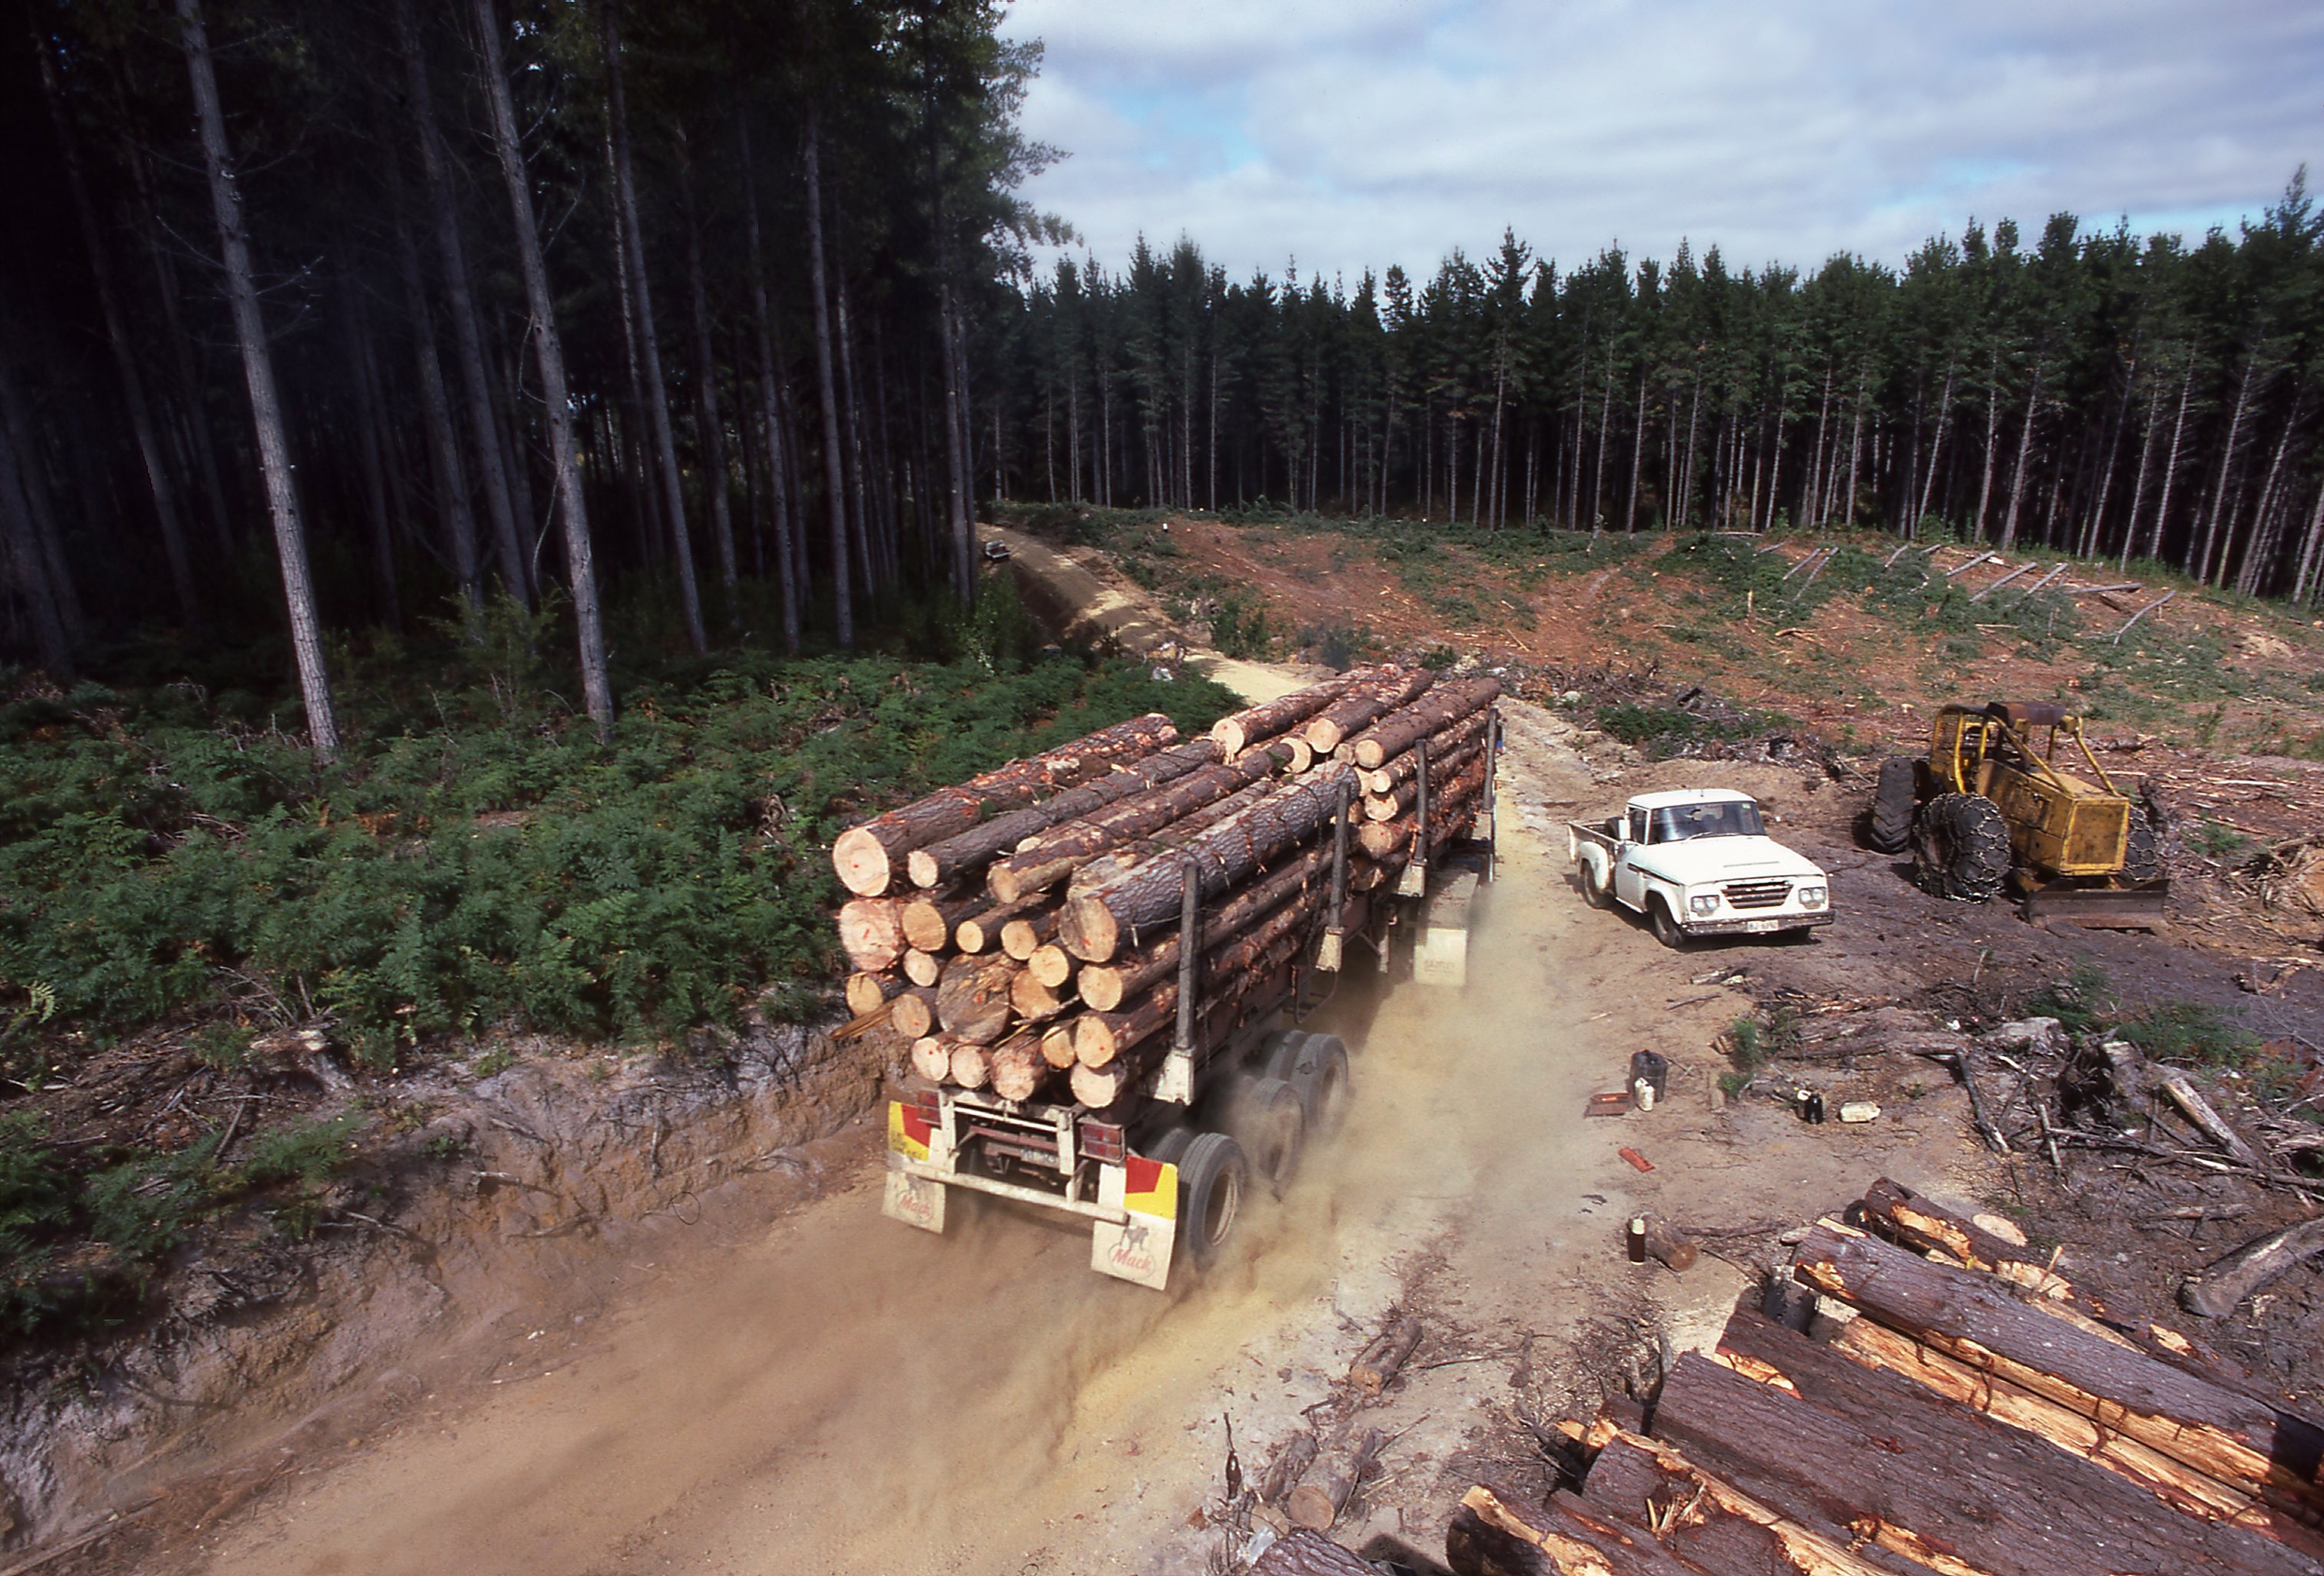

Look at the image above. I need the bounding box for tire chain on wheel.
[1913,791,2011,901]
[2123,808,2164,885]
[1868,757,1917,855]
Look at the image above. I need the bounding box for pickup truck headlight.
[1688,893,1721,916]
[1797,885,1827,908]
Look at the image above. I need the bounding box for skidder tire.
[1648,897,1691,950]
[1231,1077,1306,1199]
[1178,1132,1248,1272]
[1580,861,1614,909]
[1868,757,1918,854]
[2123,808,2164,885]
[1914,792,2010,901]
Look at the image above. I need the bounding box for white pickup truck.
[1568,788,1832,947]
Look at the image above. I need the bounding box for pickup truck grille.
[1721,879,1793,910]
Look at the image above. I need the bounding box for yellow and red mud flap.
[881,1101,947,1233]
[1090,1153,1179,1290]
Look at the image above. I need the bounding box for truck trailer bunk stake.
[1396,739,1430,897]
[1320,778,1351,971]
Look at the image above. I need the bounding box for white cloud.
[1001,0,2324,285]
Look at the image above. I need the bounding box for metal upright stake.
[1174,859,1199,1055]
[1397,738,1430,896]
[1320,777,1350,971]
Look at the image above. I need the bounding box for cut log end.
[905,848,942,888]
[832,825,894,896]
[909,1036,951,1082]
[1030,943,1076,989]
[1060,895,1123,963]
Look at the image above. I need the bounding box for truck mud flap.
[1090,1155,1178,1290]
[2019,880,2168,930]
[881,1101,946,1233]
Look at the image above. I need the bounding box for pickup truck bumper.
[1685,911,1834,937]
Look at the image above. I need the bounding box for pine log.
[935,953,1021,1045]
[986,1028,1051,1102]
[1284,1425,1384,1531]
[1079,843,1333,1011]
[1009,969,1074,1021]
[986,746,1294,903]
[1361,731,1487,820]
[1356,752,1488,859]
[900,891,978,953]
[904,739,1223,889]
[901,948,943,988]
[1854,1177,2081,1303]
[1060,765,1358,962]
[909,1035,954,1082]
[1447,1484,1707,1576]
[1076,887,1323,1068]
[1569,1437,1904,1576]
[1000,908,1057,959]
[1790,1220,2324,1515]
[2182,1217,2324,1320]
[1680,1306,2317,1576]
[1358,708,1491,794]
[1248,1530,1378,1576]
[890,986,939,1040]
[1302,667,1434,754]
[1210,671,1374,755]
[2158,1068,2269,1170]
[831,712,1179,895]
[1028,943,1075,989]
[1040,1023,1079,1070]
[954,893,1046,954]
[1069,939,1301,1106]
[844,971,901,1017]
[1259,1433,1320,1506]
[1830,1316,2324,1559]
[1075,990,1177,1071]
[948,1039,993,1090]
[1347,676,1500,768]
[838,898,906,972]
[1348,1316,1422,1395]
[1642,1219,1697,1271]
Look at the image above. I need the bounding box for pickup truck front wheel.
[1580,862,1614,909]
[1648,897,1691,950]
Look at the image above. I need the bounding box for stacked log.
[1446,1179,2324,1576]
[826,669,1499,1112]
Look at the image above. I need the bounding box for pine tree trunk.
[176,0,337,758]
[2290,477,2324,604]
[939,283,975,597]
[801,104,855,645]
[338,279,405,633]
[1998,353,2046,549]
[2198,355,2261,585]
[2122,375,2166,569]
[1624,367,1645,529]
[674,126,741,626]
[1973,351,2002,539]
[0,349,85,646]
[0,415,73,676]
[835,260,878,601]
[395,0,529,606]
[40,32,200,632]
[384,159,484,618]
[736,113,801,651]
[2148,365,2194,562]
[473,0,614,732]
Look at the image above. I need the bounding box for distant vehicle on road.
[1568,788,1831,947]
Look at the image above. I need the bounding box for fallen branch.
[2155,1068,2267,1170]
[2112,587,2177,643]
[2181,1216,2324,1318]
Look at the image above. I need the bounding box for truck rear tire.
[1231,1077,1306,1198]
[1290,1036,1351,1137]
[1580,862,1613,909]
[1260,1030,1312,1085]
[1868,757,1917,854]
[1648,897,1690,950]
[1178,1132,1248,1272]
[1913,792,2010,901]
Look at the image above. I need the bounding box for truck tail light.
[913,1086,943,1127]
[1081,1122,1125,1164]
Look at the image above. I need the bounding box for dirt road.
[183,701,1985,1575]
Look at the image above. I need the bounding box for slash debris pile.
[1443,1179,2324,1576]
[827,665,1499,1111]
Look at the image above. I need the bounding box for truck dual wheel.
[2123,808,2164,884]
[1177,1132,1248,1272]
[1580,862,1614,909]
[1868,757,1918,855]
[1262,1032,1353,1137]
[1913,792,2011,902]
[1232,1077,1307,1199]
[1648,896,1691,950]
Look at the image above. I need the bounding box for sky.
[996,0,2324,288]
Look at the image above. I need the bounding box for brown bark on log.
[901,892,978,953]
[1060,766,1358,962]
[1790,1221,2324,1515]
[1676,1306,2316,1576]
[1009,970,1074,1022]
[1075,991,1177,1071]
[1643,1220,1698,1271]
[1000,909,1057,960]
[1359,709,1491,794]
[986,1028,1051,1102]
[2183,1218,2324,1321]
[1303,668,1435,755]
[831,712,1180,895]
[909,1035,953,1082]
[844,971,901,1017]
[1259,1433,1320,1506]
[935,953,1021,1045]
[1362,732,1488,820]
[1248,1530,1378,1576]
[1348,1316,1422,1395]
[1348,677,1501,768]
[1077,886,1323,1068]
[1070,938,1302,1105]
[1830,1316,2324,1558]
[2157,1068,2269,1170]
[1357,754,1488,859]
[986,745,1294,904]
[1447,1484,1705,1576]
[1285,1425,1385,1531]
[954,893,1046,955]
[1854,1177,2082,1302]
[1029,944,1075,989]
[1210,671,1375,755]
[1080,844,1333,1011]
[949,1039,992,1090]
[901,949,943,988]
[890,987,939,1040]
[1571,1437,1900,1576]
[838,898,905,972]
[905,740,1223,888]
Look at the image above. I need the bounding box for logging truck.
[880,704,1501,1290]
[1568,788,1831,946]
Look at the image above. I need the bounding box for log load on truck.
[827,667,1503,1289]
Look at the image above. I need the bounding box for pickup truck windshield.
[1650,801,1765,842]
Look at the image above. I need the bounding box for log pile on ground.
[829,669,1500,1110]
[1444,1177,2324,1575]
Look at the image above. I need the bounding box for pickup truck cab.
[1568,788,1832,947]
